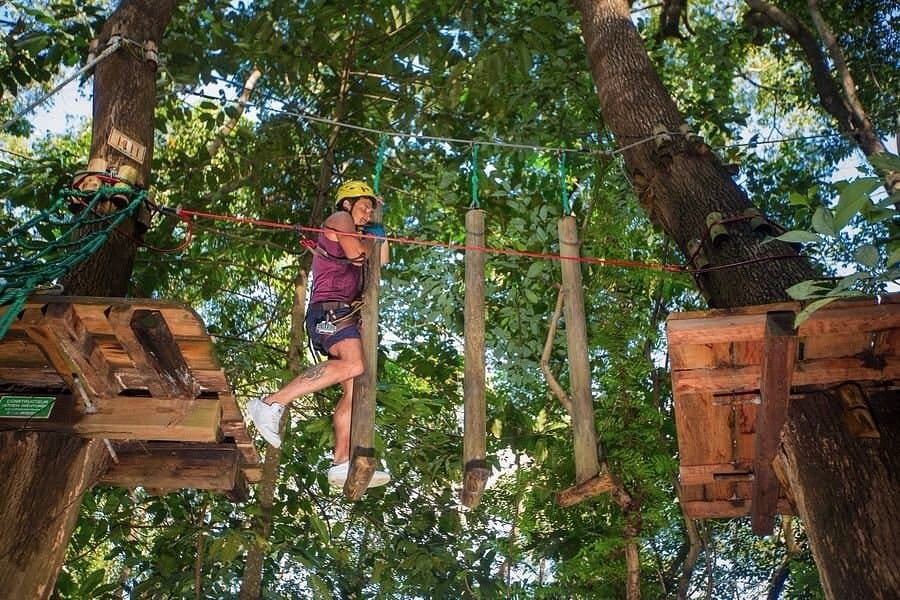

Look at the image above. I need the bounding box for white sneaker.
[247,397,284,448]
[327,461,391,488]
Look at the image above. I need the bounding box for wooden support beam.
[105,306,200,399]
[461,209,489,508]
[752,311,797,535]
[0,394,221,441]
[557,216,601,483]
[21,304,122,398]
[346,211,384,500]
[555,472,615,507]
[679,463,754,486]
[98,441,239,492]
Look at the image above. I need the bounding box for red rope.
[173,207,687,273]
[169,207,805,274]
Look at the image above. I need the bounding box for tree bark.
[0,2,176,597]
[574,0,898,596]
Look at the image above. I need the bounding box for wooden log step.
[555,472,616,507]
[461,459,490,509]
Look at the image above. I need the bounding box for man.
[248,180,390,488]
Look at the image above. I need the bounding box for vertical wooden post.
[752,311,796,535]
[462,209,490,508]
[344,208,382,500]
[557,216,601,483]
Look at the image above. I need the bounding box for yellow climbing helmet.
[336,180,374,203]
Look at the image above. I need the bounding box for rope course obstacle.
[0,177,260,498]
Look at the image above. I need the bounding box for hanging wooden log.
[461,208,490,508]
[345,210,382,500]
[557,216,601,483]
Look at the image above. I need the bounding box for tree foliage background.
[1,0,897,597]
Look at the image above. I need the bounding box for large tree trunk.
[574,0,898,596]
[0,2,176,597]
[777,390,900,599]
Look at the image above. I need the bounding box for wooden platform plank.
[672,355,900,395]
[680,463,754,486]
[0,394,221,442]
[0,296,260,496]
[681,498,795,519]
[673,394,733,465]
[99,441,239,491]
[667,298,900,346]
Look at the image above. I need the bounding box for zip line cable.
[182,88,845,160]
[0,37,124,132]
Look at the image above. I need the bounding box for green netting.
[0,186,145,339]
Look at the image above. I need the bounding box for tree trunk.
[777,390,900,599]
[239,269,307,599]
[0,2,175,597]
[574,0,898,596]
[575,0,814,309]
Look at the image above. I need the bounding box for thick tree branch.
[206,67,262,158]
[745,0,894,192]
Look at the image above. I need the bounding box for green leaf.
[795,297,840,327]
[832,272,869,293]
[833,177,879,231]
[309,513,329,541]
[811,206,835,237]
[869,152,900,174]
[788,192,810,207]
[772,230,821,244]
[525,261,543,279]
[853,244,879,268]
[785,280,828,300]
[887,247,900,267]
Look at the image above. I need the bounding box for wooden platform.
[667,294,900,532]
[0,296,261,497]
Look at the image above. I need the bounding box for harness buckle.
[315,320,337,335]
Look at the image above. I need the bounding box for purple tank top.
[310,231,362,303]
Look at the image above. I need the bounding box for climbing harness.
[306,300,364,359]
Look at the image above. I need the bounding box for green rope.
[469,144,480,209]
[372,134,387,195]
[559,152,569,214]
[0,186,145,340]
